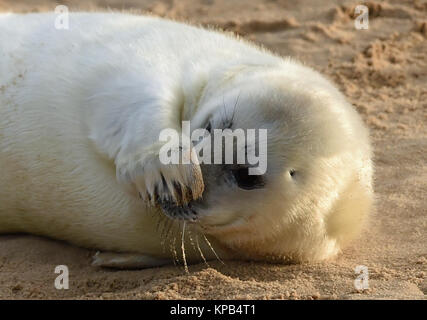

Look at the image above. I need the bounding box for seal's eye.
[289,169,296,177]
[232,167,265,190]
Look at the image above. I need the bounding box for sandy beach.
[0,0,425,299]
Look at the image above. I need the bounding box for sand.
[0,0,425,300]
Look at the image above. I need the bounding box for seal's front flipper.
[91,251,171,269]
[115,141,204,207]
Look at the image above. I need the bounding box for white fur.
[0,12,373,266]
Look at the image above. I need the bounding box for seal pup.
[0,12,373,268]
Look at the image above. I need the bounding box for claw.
[119,144,204,208]
[172,181,183,205]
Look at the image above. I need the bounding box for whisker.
[230,91,241,126]
[161,221,173,257]
[161,218,172,239]
[157,219,162,233]
[159,218,168,254]
[169,220,176,240]
[195,233,209,267]
[181,221,189,274]
[156,213,163,234]
[160,218,173,246]
[188,228,209,267]
[187,228,197,255]
[221,95,228,127]
[170,231,178,266]
[202,232,225,265]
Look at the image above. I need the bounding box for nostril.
[159,199,200,221]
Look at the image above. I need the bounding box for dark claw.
[160,174,168,191]
[172,181,183,204]
[153,184,159,203]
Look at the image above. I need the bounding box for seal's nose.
[159,199,199,221]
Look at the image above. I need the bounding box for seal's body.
[0,13,373,268]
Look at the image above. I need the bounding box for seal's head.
[163,61,373,262]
